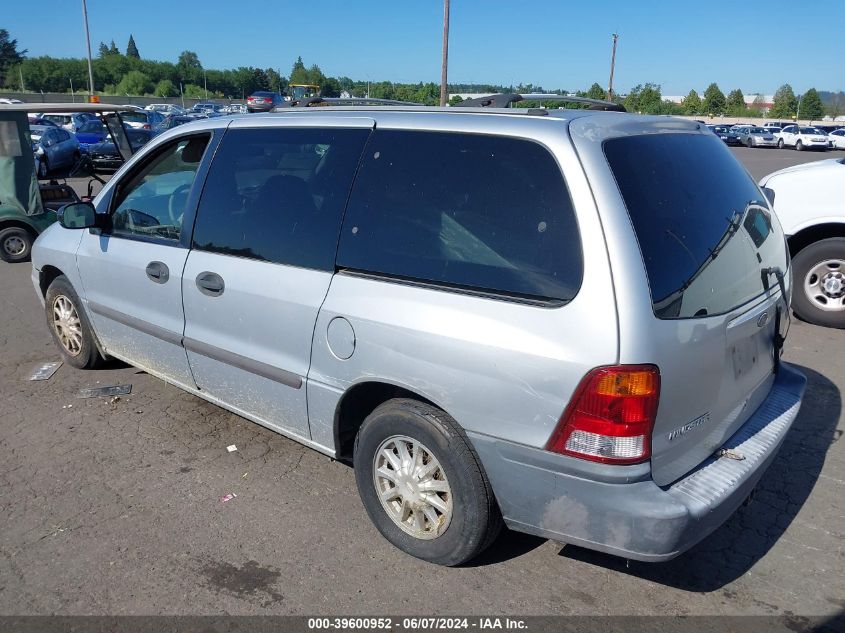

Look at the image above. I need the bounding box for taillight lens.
[546,365,660,464]
[263,98,272,103]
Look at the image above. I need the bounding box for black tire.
[777,138,784,149]
[354,398,502,566]
[796,140,804,151]
[45,275,106,369]
[746,138,753,148]
[0,226,34,263]
[791,238,845,329]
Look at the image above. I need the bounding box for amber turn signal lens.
[594,370,657,397]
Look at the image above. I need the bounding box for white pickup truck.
[760,157,845,328]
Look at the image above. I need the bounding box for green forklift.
[0,103,137,262]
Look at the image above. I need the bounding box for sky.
[7,1,844,95]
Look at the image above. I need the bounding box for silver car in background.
[739,126,779,148]
[31,107,806,566]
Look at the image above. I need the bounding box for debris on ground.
[242,472,248,479]
[28,361,62,381]
[109,396,121,405]
[227,445,238,453]
[219,493,237,504]
[77,384,132,399]
[61,404,73,409]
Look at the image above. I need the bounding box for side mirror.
[58,201,98,229]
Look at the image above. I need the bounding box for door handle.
[145,261,169,284]
[196,271,225,297]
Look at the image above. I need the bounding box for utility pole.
[81,0,96,101]
[439,0,450,106]
[606,33,619,101]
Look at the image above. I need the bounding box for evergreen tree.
[108,40,119,55]
[726,89,745,115]
[682,90,701,115]
[126,35,140,59]
[799,88,824,120]
[770,84,798,119]
[702,83,726,115]
[98,42,109,57]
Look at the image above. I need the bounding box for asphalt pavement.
[1,148,843,620]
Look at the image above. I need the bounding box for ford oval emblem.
[757,311,769,328]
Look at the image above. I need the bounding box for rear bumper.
[469,363,806,562]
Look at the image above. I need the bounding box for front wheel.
[354,399,502,566]
[777,138,785,149]
[792,238,845,329]
[45,275,106,368]
[796,140,804,151]
[0,227,34,263]
[746,138,753,148]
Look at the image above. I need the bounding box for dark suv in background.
[246,91,285,112]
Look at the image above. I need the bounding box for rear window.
[337,130,582,303]
[604,133,787,319]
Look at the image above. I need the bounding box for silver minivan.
[32,105,806,566]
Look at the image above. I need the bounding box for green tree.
[289,56,307,85]
[726,89,745,115]
[0,29,26,86]
[97,42,109,57]
[182,83,206,99]
[702,83,726,115]
[115,70,151,95]
[154,78,176,97]
[770,84,798,118]
[624,84,662,113]
[585,82,606,100]
[126,35,140,59]
[108,40,119,55]
[799,88,824,120]
[682,89,701,115]
[177,50,202,84]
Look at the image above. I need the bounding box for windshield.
[800,127,821,134]
[604,133,788,319]
[750,128,766,133]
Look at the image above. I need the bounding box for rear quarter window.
[336,130,583,303]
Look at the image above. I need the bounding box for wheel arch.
[788,223,845,258]
[39,265,66,298]
[0,218,39,238]
[333,380,442,463]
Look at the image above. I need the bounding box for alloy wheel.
[52,295,84,356]
[372,435,452,540]
[804,259,845,312]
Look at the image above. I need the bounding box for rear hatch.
[600,129,790,485]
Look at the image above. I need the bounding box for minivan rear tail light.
[546,365,660,464]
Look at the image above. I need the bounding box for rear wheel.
[796,140,804,151]
[45,275,106,368]
[354,399,502,566]
[792,238,845,329]
[0,227,34,263]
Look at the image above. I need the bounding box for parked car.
[119,109,165,130]
[35,106,805,566]
[85,128,153,171]
[739,127,778,148]
[761,126,782,136]
[155,114,203,133]
[191,103,224,115]
[145,103,186,115]
[27,115,58,127]
[224,103,247,114]
[246,91,285,112]
[760,158,845,328]
[30,124,81,178]
[708,125,742,145]
[74,119,108,146]
[828,129,845,150]
[40,111,96,134]
[777,125,829,151]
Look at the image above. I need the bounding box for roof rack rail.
[453,93,626,112]
[274,96,421,109]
